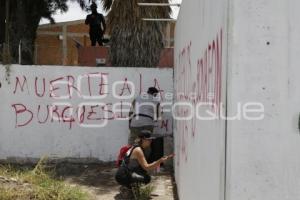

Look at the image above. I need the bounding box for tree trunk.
[1,0,67,64]
[9,0,41,65]
[0,0,6,62]
[0,0,5,44]
[110,22,164,67]
[105,0,170,67]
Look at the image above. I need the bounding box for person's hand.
[160,156,168,162]
[159,154,175,163]
[166,153,175,159]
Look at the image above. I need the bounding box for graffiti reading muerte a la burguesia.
[10,72,171,131]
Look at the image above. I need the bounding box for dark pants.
[89,32,103,46]
[130,172,151,186]
[116,167,151,189]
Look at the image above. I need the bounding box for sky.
[40,0,182,25]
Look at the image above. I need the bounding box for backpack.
[116,145,132,167]
[115,145,139,186]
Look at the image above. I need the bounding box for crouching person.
[115,130,173,198]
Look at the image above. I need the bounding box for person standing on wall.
[85,2,106,46]
[129,87,164,163]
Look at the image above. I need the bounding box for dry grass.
[0,158,89,200]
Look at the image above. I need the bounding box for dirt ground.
[56,163,178,200]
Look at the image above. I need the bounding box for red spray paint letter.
[11,104,33,127]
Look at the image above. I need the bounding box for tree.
[0,0,171,66]
[0,0,68,64]
[77,0,171,67]
[0,1,5,45]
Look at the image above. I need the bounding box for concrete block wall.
[226,0,300,199]
[78,47,174,68]
[0,65,173,162]
[174,0,228,199]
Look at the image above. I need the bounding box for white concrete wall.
[0,65,173,162]
[174,0,228,199]
[176,0,300,199]
[226,0,300,199]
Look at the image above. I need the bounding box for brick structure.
[36,20,89,66]
[35,20,175,67]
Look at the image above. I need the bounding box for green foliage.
[0,158,89,200]
[132,183,155,200]
[0,0,69,64]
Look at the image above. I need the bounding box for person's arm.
[101,14,106,33]
[134,147,169,171]
[85,15,90,25]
